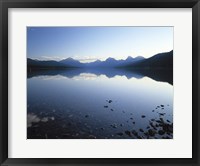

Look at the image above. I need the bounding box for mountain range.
[27,50,173,69]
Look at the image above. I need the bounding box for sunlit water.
[27,69,173,139]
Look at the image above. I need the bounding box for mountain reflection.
[27,68,173,85]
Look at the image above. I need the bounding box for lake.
[27,68,173,139]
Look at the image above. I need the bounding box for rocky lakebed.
[27,99,173,139]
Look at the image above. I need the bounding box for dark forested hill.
[123,50,173,69]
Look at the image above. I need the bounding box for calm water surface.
[27,69,173,139]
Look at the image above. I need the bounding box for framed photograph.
[0,0,199,165]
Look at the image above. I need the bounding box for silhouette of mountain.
[123,50,173,69]
[84,60,102,67]
[27,56,145,69]
[85,56,145,67]
[27,58,69,69]
[59,57,83,67]
[122,56,145,66]
[27,50,173,69]
[98,57,120,67]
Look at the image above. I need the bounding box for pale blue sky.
[27,27,173,62]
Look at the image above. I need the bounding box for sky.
[27,27,173,63]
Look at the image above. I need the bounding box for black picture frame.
[0,0,199,165]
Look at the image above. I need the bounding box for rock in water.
[148,129,156,137]
[106,100,112,103]
[139,129,144,132]
[132,130,138,136]
[159,113,165,116]
[104,106,108,108]
[141,115,146,118]
[150,122,157,130]
[158,130,165,135]
[89,135,96,139]
[116,132,123,136]
[125,130,132,137]
[68,114,73,118]
[111,124,117,128]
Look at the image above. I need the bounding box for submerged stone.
[125,130,132,137]
[148,129,156,137]
[89,135,96,139]
[106,100,112,103]
[116,132,123,136]
[159,113,165,116]
[162,124,173,133]
[68,114,73,118]
[158,130,165,135]
[139,129,144,132]
[132,130,138,136]
[111,124,117,128]
[149,122,157,130]
[41,117,48,122]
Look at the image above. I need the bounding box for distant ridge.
[124,50,173,69]
[27,58,71,69]
[27,50,173,69]
[59,57,84,67]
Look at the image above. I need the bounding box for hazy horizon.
[27,27,173,63]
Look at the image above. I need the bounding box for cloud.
[72,55,104,63]
[40,56,64,61]
[32,55,107,62]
